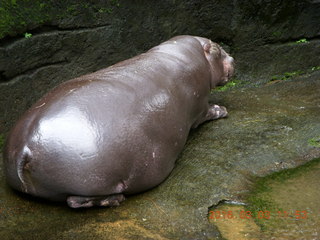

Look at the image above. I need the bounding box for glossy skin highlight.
[3,35,234,208]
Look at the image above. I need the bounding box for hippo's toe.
[67,194,125,208]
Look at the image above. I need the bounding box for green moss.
[245,177,277,221]
[270,66,320,83]
[0,134,4,149]
[0,0,52,39]
[295,38,308,44]
[311,66,320,71]
[254,158,320,187]
[215,79,244,92]
[308,137,320,148]
[272,31,281,37]
[270,70,304,82]
[245,158,320,226]
[94,0,120,14]
[24,32,32,38]
[66,5,79,16]
[110,0,120,7]
[97,7,112,14]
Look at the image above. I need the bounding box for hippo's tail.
[4,142,34,194]
[16,146,33,193]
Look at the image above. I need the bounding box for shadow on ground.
[0,72,319,240]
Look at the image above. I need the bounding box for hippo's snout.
[218,54,235,86]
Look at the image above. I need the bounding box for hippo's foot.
[206,104,228,120]
[67,194,125,208]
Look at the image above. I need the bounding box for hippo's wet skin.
[3,35,234,208]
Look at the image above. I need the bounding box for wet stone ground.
[0,71,319,239]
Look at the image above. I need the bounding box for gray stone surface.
[0,72,319,239]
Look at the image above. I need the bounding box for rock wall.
[0,0,319,133]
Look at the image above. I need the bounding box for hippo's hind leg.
[67,194,125,208]
[206,104,228,120]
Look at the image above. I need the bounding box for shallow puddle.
[208,204,261,240]
[210,158,320,240]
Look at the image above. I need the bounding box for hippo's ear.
[203,41,221,58]
[204,43,212,53]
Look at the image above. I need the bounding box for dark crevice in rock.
[0,24,111,48]
[267,35,320,46]
[0,71,7,82]
[0,60,69,86]
[207,199,228,212]
[33,23,111,33]
[208,199,247,212]
[232,36,320,52]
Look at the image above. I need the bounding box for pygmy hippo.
[3,35,234,208]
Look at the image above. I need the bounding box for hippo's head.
[196,37,234,87]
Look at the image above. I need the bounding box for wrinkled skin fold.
[3,35,234,208]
